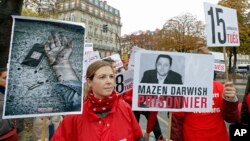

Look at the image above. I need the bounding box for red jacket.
[171,81,239,141]
[122,89,158,133]
[52,94,142,141]
[240,93,250,124]
[246,94,250,113]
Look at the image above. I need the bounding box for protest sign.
[115,69,134,95]
[4,16,85,118]
[211,52,225,72]
[128,46,144,69]
[83,51,101,82]
[204,2,240,47]
[132,50,214,112]
[84,42,94,55]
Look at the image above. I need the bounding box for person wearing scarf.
[51,61,143,141]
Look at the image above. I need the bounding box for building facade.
[56,0,122,57]
[237,54,250,64]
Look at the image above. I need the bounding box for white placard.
[128,46,145,69]
[115,69,134,95]
[204,2,240,47]
[84,42,94,55]
[132,50,214,112]
[211,52,225,72]
[4,16,85,118]
[83,51,101,82]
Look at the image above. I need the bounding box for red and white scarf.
[88,91,117,113]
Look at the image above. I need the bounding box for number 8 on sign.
[204,2,240,47]
[116,74,124,93]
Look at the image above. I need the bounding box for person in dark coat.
[141,54,182,84]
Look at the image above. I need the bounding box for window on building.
[105,5,108,10]
[104,14,108,20]
[115,18,119,24]
[88,20,93,25]
[100,11,104,17]
[60,4,63,10]
[65,3,69,10]
[89,6,93,13]
[94,28,97,34]
[95,9,99,15]
[81,3,86,9]
[100,2,103,8]
[109,7,113,13]
[81,16,86,22]
[94,0,99,6]
[70,2,75,8]
[109,37,113,43]
[115,10,119,15]
[71,13,75,21]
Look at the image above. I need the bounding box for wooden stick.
[41,117,47,141]
[223,47,229,81]
[167,112,172,141]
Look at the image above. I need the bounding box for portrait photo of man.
[140,54,183,85]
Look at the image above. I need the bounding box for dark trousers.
[134,111,163,140]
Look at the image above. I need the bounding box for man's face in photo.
[156,57,170,76]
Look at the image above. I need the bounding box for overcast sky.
[106,0,219,35]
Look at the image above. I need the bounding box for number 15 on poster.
[204,2,240,47]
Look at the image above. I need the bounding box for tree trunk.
[0,0,23,68]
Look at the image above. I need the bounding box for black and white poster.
[3,16,85,118]
[132,50,214,112]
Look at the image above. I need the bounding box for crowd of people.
[1,46,250,141]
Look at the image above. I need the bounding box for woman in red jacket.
[51,61,143,141]
[241,75,250,125]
